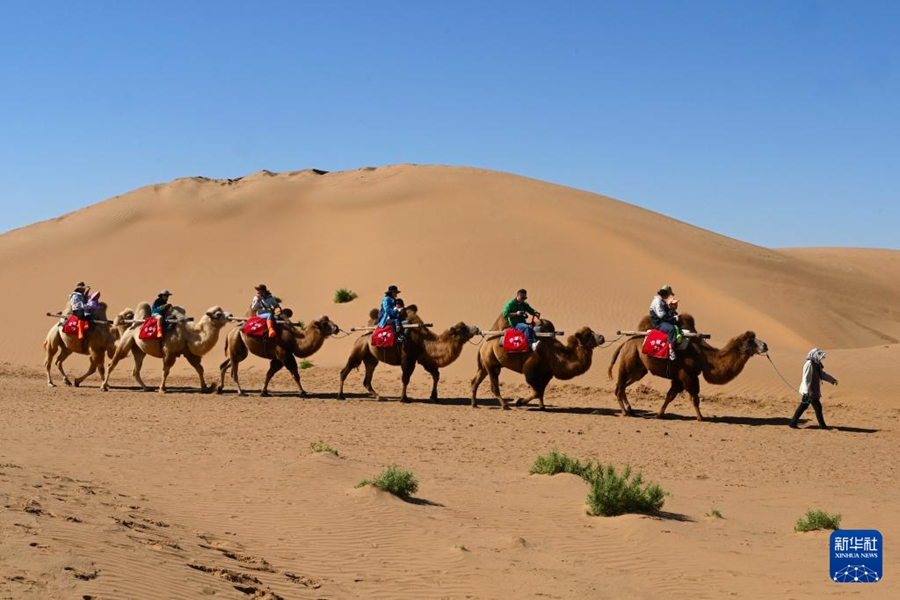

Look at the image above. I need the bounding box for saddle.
[241,316,270,337]
[138,318,162,340]
[62,315,86,337]
[502,328,529,353]
[641,329,670,359]
[642,328,690,359]
[372,325,396,348]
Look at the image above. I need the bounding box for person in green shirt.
[502,288,542,350]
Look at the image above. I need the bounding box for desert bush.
[531,451,666,517]
[333,288,358,304]
[357,465,418,499]
[310,441,338,457]
[795,509,841,532]
[529,450,597,481]
[299,360,314,369]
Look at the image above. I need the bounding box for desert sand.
[2,165,898,598]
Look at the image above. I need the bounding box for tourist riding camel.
[68,282,92,340]
[377,284,405,344]
[339,304,480,402]
[151,290,173,339]
[608,313,768,420]
[471,318,604,410]
[219,313,341,397]
[101,302,231,393]
[250,284,282,338]
[501,289,541,351]
[649,285,679,360]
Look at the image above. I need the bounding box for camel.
[218,314,341,397]
[607,313,768,421]
[43,303,134,387]
[100,302,231,393]
[338,305,481,402]
[471,318,605,410]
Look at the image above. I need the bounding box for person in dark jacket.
[69,282,91,339]
[377,285,405,343]
[789,348,838,429]
[649,284,679,360]
[151,290,173,339]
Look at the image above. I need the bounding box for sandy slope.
[2,165,899,598]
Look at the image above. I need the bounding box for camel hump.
[369,308,380,320]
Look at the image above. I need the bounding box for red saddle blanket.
[62,315,83,337]
[642,329,670,358]
[138,318,161,340]
[372,325,395,348]
[242,316,269,337]
[503,328,529,353]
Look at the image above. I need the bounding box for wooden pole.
[616,329,711,339]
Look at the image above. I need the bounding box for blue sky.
[1,1,897,248]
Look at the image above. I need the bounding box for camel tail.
[607,343,625,380]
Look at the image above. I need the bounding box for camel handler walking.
[502,289,541,351]
[250,284,282,338]
[789,348,838,430]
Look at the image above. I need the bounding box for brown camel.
[471,319,605,410]
[100,302,231,393]
[43,303,134,387]
[607,313,768,421]
[338,305,481,402]
[218,314,341,397]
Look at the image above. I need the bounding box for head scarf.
[807,348,826,363]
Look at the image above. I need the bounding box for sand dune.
[2,165,898,598]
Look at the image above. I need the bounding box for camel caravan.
[44,282,769,420]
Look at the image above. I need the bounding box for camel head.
[738,331,768,355]
[308,315,341,336]
[203,306,232,326]
[573,326,606,349]
[448,322,481,341]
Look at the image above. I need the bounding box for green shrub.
[333,288,358,304]
[586,464,667,517]
[529,450,597,481]
[310,441,338,457]
[795,509,842,532]
[707,508,723,519]
[299,360,314,369]
[357,465,419,499]
[530,451,667,517]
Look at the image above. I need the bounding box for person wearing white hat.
[789,348,838,429]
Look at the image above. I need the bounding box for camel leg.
[283,354,307,397]
[362,353,382,401]
[44,335,60,387]
[159,355,177,393]
[184,352,211,393]
[103,333,134,391]
[218,357,231,394]
[55,345,74,387]
[338,345,366,400]
[488,365,510,410]
[399,356,418,403]
[614,362,647,417]
[657,378,685,419]
[130,348,150,391]
[517,371,552,409]
[422,362,441,402]
[74,347,103,387]
[685,375,704,421]
[261,360,284,397]
[470,359,489,408]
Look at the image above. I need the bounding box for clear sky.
[1,1,897,248]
